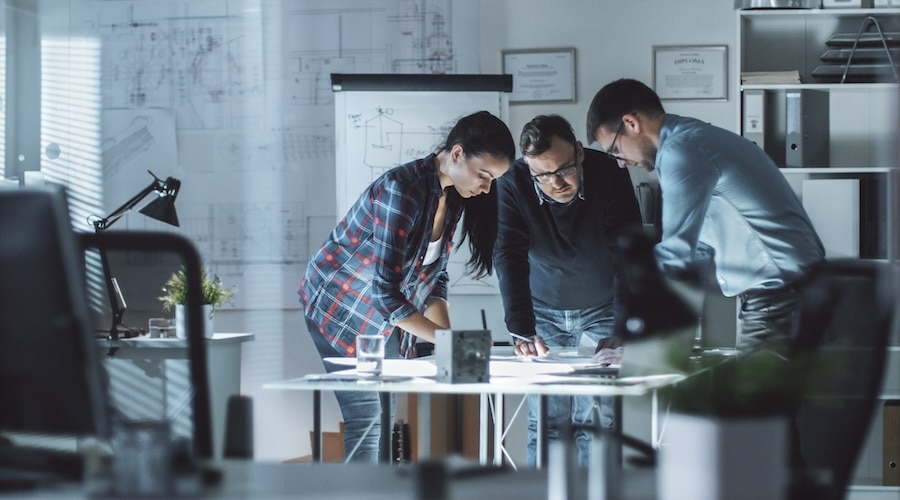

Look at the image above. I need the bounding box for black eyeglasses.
[530,142,579,184]
[599,121,625,162]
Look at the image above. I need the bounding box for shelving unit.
[737,7,900,493]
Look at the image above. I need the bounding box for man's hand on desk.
[592,337,624,365]
[513,334,549,357]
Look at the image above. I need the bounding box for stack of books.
[741,70,802,85]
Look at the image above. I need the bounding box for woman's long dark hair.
[437,111,515,279]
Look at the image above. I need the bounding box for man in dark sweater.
[494,114,642,467]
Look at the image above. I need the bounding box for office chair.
[788,259,895,500]
[0,186,112,487]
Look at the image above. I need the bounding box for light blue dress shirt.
[654,114,824,297]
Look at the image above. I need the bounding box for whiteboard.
[333,75,509,294]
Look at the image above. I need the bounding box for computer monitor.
[0,186,111,442]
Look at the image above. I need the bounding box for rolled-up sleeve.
[370,179,423,324]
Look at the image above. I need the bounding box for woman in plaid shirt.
[300,111,515,462]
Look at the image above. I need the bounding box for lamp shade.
[139,195,180,227]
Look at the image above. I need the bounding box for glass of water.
[356,335,385,378]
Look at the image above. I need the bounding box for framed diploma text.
[502,48,576,104]
[652,45,727,101]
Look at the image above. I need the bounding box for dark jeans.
[737,285,798,352]
[305,316,399,463]
[526,301,616,468]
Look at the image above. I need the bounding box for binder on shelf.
[885,400,900,486]
[860,178,887,259]
[785,90,829,167]
[742,89,766,150]
[802,179,860,258]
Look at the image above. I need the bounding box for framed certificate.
[502,48,576,103]
[652,45,728,101]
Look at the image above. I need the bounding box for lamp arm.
[93,179,162,232]
[92,171,166,340]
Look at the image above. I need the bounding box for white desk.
[265,351,684,466]
[98,333,254,459]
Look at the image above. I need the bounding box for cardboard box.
[286,423,345,463]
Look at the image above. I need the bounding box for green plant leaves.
[158,266,236,312]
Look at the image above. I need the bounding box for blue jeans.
[737,285,798,352]
[305,316,399,463]
[526,301,615,468]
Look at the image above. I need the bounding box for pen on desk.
[509,332,535,344]
[481,309,487,330]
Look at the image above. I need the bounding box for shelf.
[739,9,900,84]
[740,8,900,18]
[740,8,900,490]
[741,82,899,90]
[780,166,896,173]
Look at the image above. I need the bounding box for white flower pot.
[658,412,789,500]
[174,304,214,339]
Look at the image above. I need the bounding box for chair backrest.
[79,230,214,459]
[790,259,895,499]
[0,186,112,440]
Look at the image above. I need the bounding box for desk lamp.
[92,170,181,340]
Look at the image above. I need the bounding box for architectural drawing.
[85,0,479,307]
[87,1,265,131]
[101,115,155,178]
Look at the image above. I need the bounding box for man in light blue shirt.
[585,78,824,350]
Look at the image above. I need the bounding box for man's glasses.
[530,142,579,184]
[599,121,625,162]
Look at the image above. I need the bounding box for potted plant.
[158,266,236,339]
[656,348,814,500]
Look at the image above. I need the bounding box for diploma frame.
[652,45,728,101]
[502,47,576,104]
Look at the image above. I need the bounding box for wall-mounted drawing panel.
[332,74,512,295]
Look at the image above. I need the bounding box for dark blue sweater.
[494,149,642,337]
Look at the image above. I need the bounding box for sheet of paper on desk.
[491,350,594,364]
[489,360,577,377]
[534,350,596,364]
[323,357,437,377]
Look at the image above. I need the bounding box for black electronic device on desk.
[434,329,492,383]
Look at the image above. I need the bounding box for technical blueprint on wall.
[85,0,481,308]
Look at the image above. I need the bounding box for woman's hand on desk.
[514,334,549,357]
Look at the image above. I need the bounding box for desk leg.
[313,390,321,463]
[380,392,391,464]
[479,393,489,465]
[537,395,547,469]
[651,389,660,448]
[493,393,504,467]
[417,395,431,459]
[454,394,463,453]
[612,395,623,467]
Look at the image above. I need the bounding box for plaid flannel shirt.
[300,154,460,358]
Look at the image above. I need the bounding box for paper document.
[322,357,437,378]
